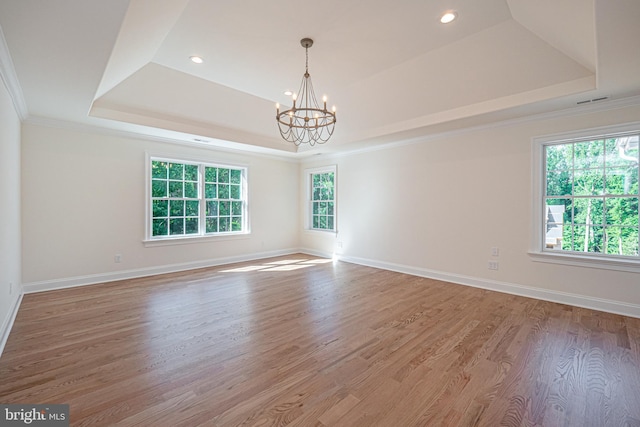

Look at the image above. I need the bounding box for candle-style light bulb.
[322,95,327,111]
[276,103,280,115]
[332,105,337,113]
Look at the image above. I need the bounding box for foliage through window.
[150,159,246,239]
[544,134,639,257]
[309,168,335,231]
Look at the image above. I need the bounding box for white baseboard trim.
[18,248,640,319]
[336,254,640,319]
[0,291,23,359]
[22,249,299,294]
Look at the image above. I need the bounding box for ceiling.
[1,0,639,157]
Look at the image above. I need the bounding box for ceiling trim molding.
[23,116,301,163]
[0,25,28,120]
[303,94,640,162]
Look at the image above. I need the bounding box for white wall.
[301,102,640,316]
[21,124,299,287]
[0,75,22,343]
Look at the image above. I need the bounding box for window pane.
[327,216,334,230]
[230,184,241,200]
[313,215,319,228]
[546,171,572,196]
[606,167,638,195]
[605,197,639,226]
[219,217,230,232]
[153,200,168,217]
[152,179,167,198]
[206,218,218,233]
[219,201,230,216]
[170,200,184,217]
[571,225,604,253]
[546,144,573,171]
[313,187,321,201]
[206,201,218,216]
[574,140,604,169]
[606,136,640,168]
[205,183,217,199]
[205,167,217,182]
[153,218,168,236]
[319,202,327,215]
[185,218,199,234]
[327,202,334,216]
[170,218,184,235]
[231,217,242,231]
[184,164,198,181]
[319,216,327,229]
[230,169,241,184]
[169,181,183,198]
[574,170,604,195]
[573,198,604,225]
[232,201,242,216]
[185,200,199,217]
[545,199,571,250]
[152,161,168,179]
[219,184,230,199]
[605,226,639,256]
[218,169,229,183]
[184,182,198,198]
[168,163,184,180]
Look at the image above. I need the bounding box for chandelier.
[276,38,336,146]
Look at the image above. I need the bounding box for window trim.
[305,165,337,233]
[530,121,640,272]
[144,154,250,245]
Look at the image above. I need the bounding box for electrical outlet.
[114,254,122,263]
[488,261,499,270]
[491,247,499,257]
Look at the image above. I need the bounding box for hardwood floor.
[1,255,639,426]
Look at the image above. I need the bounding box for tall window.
[149,158,247,239]
[308,166,336,231]
[541,131,639,258]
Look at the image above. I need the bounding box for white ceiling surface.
[1,0,639,156]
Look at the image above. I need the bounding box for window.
[307,166,336,231]
[532,124,639,268]
[149,158,247,240]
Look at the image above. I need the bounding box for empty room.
[1,1,639,426]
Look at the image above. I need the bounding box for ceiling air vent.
[577,96,609,105]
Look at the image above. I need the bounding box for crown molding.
[302,95,640,163]
[0,25,28,120]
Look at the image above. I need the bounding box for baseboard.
[22,248,299,294]
[19,247,640,319]
[0,290,23,359]
[336,254,640,319]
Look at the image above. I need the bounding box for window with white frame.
[308,166,336,231]
[533,126,639,265]
[149,158,247,239]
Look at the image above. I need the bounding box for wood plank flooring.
[1,254,639,426]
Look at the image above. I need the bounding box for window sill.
[143,233,250,247]
[528,250,640,273]
[304,228,337,236]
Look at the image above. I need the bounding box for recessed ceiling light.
[440,11,457,24]
[190,56,204,64]
[284,90,293,96]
